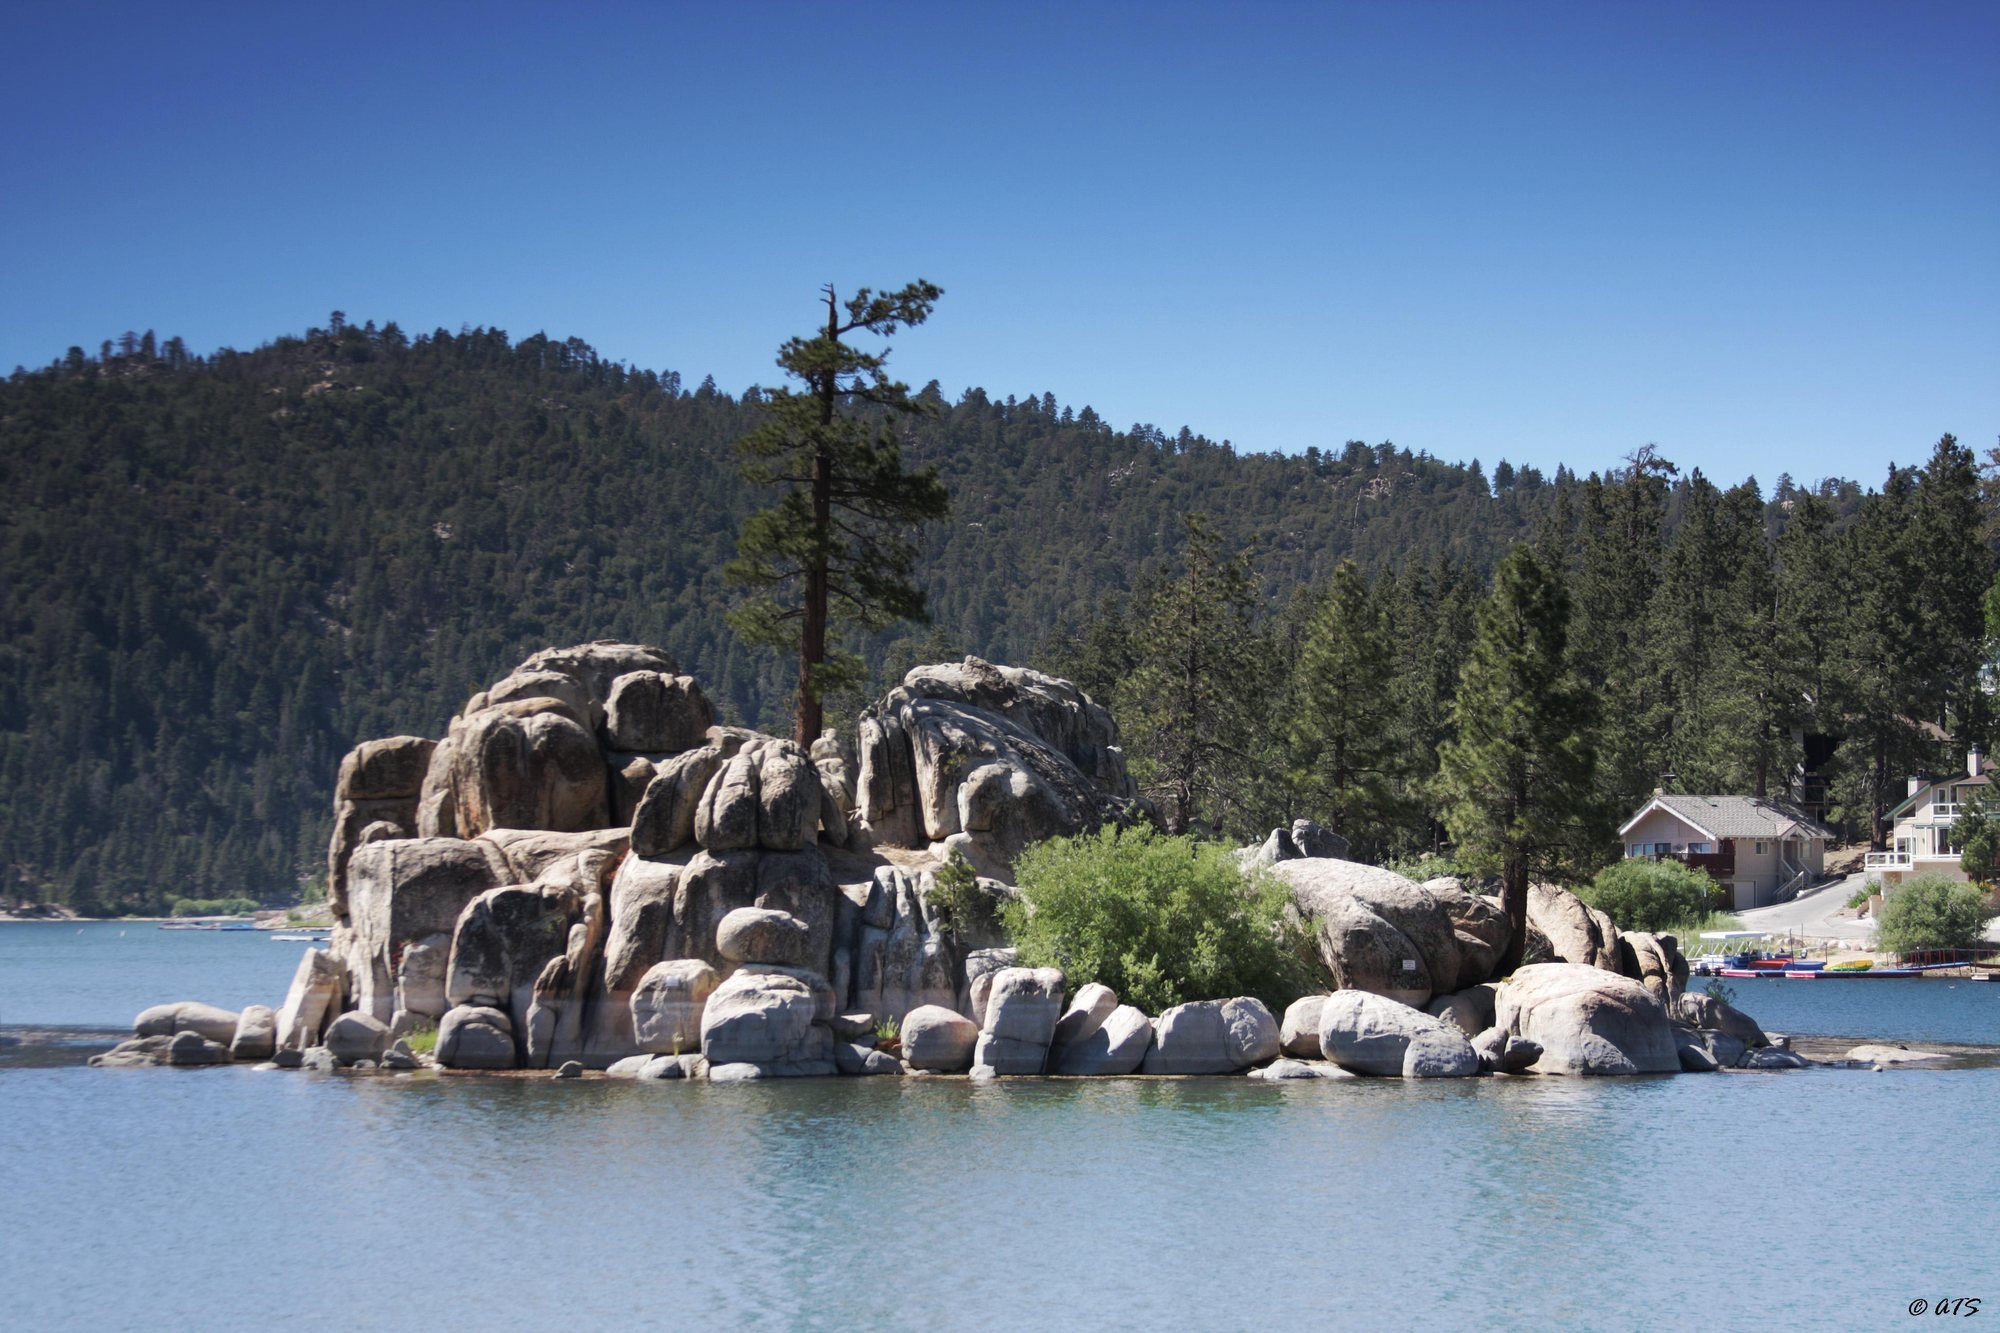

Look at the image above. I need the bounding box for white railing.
[1776,868,1811,902]
[1925,802,1961,823]
[1865,851,1912,869]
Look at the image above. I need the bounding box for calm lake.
[3,923,1998,1329]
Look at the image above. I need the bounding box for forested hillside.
[0,319,1976,911]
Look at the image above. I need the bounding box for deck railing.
[1864,851,1912,869]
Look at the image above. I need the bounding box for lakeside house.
[1864,749,1989,890]
[1618,793,1831,910]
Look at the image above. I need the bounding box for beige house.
[1618,794,1831,910]
[1865,750,1990,890]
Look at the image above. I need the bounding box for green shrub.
[1004,825,1318,1014]
[401,1024,438,1056]
[1874,874,1998,954]
[926,852,991,939]
[1576,859,1718,933]
[169,896,261,917]
[1381,853,1465,884]
[1845,884,1874,910]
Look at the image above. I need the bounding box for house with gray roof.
[1864,749,1991,889]
[1618,793,1832,909]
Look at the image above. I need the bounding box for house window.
[1688,842,1713,855]
[1754,841,1768,854]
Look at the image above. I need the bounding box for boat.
[1784,966,1923,978]
[271,931,331,942]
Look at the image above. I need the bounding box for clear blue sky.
[2,2,1992,487]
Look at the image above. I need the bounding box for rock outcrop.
[1492,963,1679,1076]
[1270,860,1493,1007]
[855,658,1143,873]
[1140,997,1281,1075]
[1316,990,1479,1078]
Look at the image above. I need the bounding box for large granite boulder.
[1316,990,1479,1078]
[1279,995,1327,1058]
[972,966,1066,1074]
[855,659,1141,872]
[1675,989,1769,1048]
[581,852,687,1063]
[1425,984,1497,1038]
[276,947,344,1050]
[670,847,837,978]
[631,741,735,856]
[829,864,965,1031]
[1427,882,1513,991]
[1493,963,1680,1075]
[1269,860,1468,1007]
[341,836,511,1022]
[443,697,609,838]
[167,1031,231,1066]
[698,970,835,1075]
[1048,982,1118,1061]
[500,643,679,732]
[900,1003,980,1072]
[692,743,825,854]
[445,884,586,1050]
[1051,1004,1155,1075]
[1140,997,1282,1074]
[230,1005,277,1061]
[1527,883,1624,972]
[435,1004,518,1070]
[630,959,721,1055]
[1620,930,1690,1002]
[326,735,436,918]
[603,671,713,754]
[323,1012,390,1066]
[717,907,813,967]
[134,1001,241,1044]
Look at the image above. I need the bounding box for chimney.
[1908,775,1924,799]
[1971,747,1985,779]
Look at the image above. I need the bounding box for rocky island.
[100,642,1798,1081]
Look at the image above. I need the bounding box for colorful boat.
[1784,966,1922,978]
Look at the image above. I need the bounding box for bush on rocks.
[1005,826,1317,1014]
[1575,859,1718,934]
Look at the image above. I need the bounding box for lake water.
[4,923,1999,1329]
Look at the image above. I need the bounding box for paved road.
[1735,872,1877,944]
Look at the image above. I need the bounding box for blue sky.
[2,2,1992,486]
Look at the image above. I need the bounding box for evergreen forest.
[1,319,1991,912]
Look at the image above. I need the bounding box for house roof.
[1618,794,1834,842]
[1888,756,1995,820]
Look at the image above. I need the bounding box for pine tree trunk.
[1499,856,1528,974]
[794,292,839,748]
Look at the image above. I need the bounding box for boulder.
[630,959,722,1055]
[973,967,1066,1074]
[1051,1004,1155,1075]
[1433,887,1512,991]
[1675,1036,1720,1073]
[475,669,595,726]
[1492,963,1680,1076]
[276,947,344,1050]
[134,1001,240,1044]
[446,883,585,1021]
[631,743,733,856]
[900,1004,980,1072]
[1317,990,1478,1078]
[338,736,439,803]
[1248,1058,1357,1081]
[323,1012,390,1066]
[961,947,1018,1027]
[1279,995,1328,1058]
[1269,860,1465,1006]
[380,1041,420,1071]
[507,642,678,732]
[90,1036,176,1068]
[1527,883,1624,971]
[435,1005,518,1070]
[855,659,1140,872]
[394,936,452,1024]
[1049,982,1118,1058]
[300,1046,340,1073]
[230,1005,277,1061]
[1847,1044,1951,1066]
[1744,1047,1810,1070]
[1140,997,1282,1075]
[1425,984,1497,1038]
[669,847,837,978]
[446,697,609,838]
[342,836,511,1021]
[167,1031,231,1066]
[1621,930,1689,1002]
[603,671,713,753]
[698,970,835,1075]
[582,852,687,1063]
[1675,990,1768,1048]
[716,906,813,968]
[834,1042,903,1076]
[638,1053,690,1080]
[478,827,629,884]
